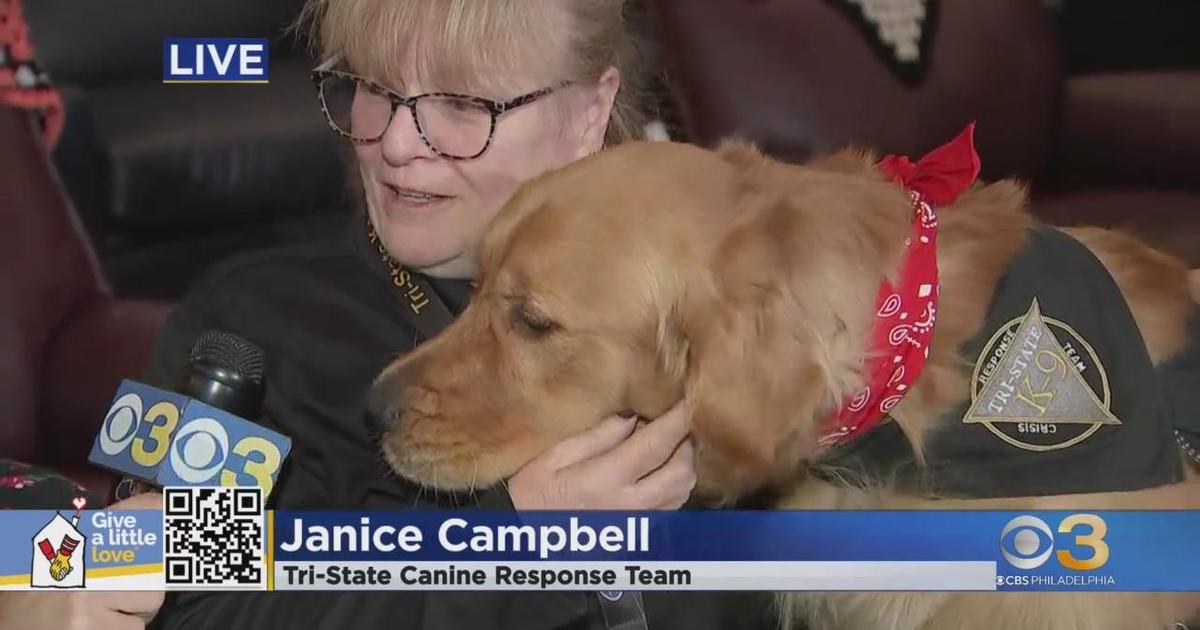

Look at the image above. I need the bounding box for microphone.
[88,331,292,498]
[179,330,265,419]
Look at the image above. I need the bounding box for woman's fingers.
[606,401,689,482]
[541,414,638,469]
[93,608,151,630]
[108,591,166,623]
[507,402,696,511]
[632,438,697,509]
[112,492,163,510]
[0,591,164,630]
[509,415,638,510]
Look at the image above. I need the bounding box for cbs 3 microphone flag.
[87,331,291,497]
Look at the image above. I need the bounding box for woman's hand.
[507,402,696,510]
[0,492,165,630]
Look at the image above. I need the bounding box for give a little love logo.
[31,497,88,589]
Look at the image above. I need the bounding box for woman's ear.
[573,66,620,158]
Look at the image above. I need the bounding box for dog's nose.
[366,375,403,435]
[366,354,429,435]
[364,379,398,432]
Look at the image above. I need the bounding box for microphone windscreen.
[189,330,265,385]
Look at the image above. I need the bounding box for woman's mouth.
[384,184,452,207]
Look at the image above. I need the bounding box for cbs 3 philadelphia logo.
[999,514,1109,571]
[98,392,283,493]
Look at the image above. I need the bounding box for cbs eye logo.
[169,418,228,483]
[999,514,1109,571]
[167,417,282,495]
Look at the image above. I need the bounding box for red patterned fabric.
[0,0,63,147]
[878,123,981,204]
[820,124,980,447]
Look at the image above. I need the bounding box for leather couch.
[0,107,171,498]
[646,0,1200,266]
[24,0,350,299]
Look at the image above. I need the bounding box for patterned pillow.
[0,0,64,147]
[0,459,96,510]
[828,0,939,86]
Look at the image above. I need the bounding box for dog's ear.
[678,245,835,504]
[672,144,910,504]
[674,172,855,503]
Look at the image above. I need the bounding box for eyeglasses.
[311,59,569,160]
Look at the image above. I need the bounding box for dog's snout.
[366,374,404,435]
[367,354,431,435]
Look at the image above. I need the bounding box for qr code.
[163,487,265,589]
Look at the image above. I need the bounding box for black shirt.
[144,215,774,630]
[820,226,1193,498]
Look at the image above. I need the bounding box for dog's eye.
[513,307,557,335]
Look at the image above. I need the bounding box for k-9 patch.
[961,298,1121,452]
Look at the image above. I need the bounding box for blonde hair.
[298,0,647,146]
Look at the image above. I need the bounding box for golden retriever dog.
[371,139,1200,630]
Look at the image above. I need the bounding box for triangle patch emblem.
[963,299,1120,450]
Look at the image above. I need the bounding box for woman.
[4,0,773,628]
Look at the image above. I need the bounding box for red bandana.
[820,123,981,448]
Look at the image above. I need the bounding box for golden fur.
[372,140,1200,629]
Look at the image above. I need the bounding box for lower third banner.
[267,508,1200,592]
[1,488,1198,592]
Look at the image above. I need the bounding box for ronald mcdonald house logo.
[30,497,88,589]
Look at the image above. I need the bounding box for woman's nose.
[379,105,434,166]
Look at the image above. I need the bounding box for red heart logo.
[71,497,87,511]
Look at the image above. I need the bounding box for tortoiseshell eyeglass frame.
[311,57,571,160]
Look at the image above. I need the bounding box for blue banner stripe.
[3,510,1198,591]
[267,510,1200,592]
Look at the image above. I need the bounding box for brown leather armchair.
[0,107,171,500]
[646,0,1200,265]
